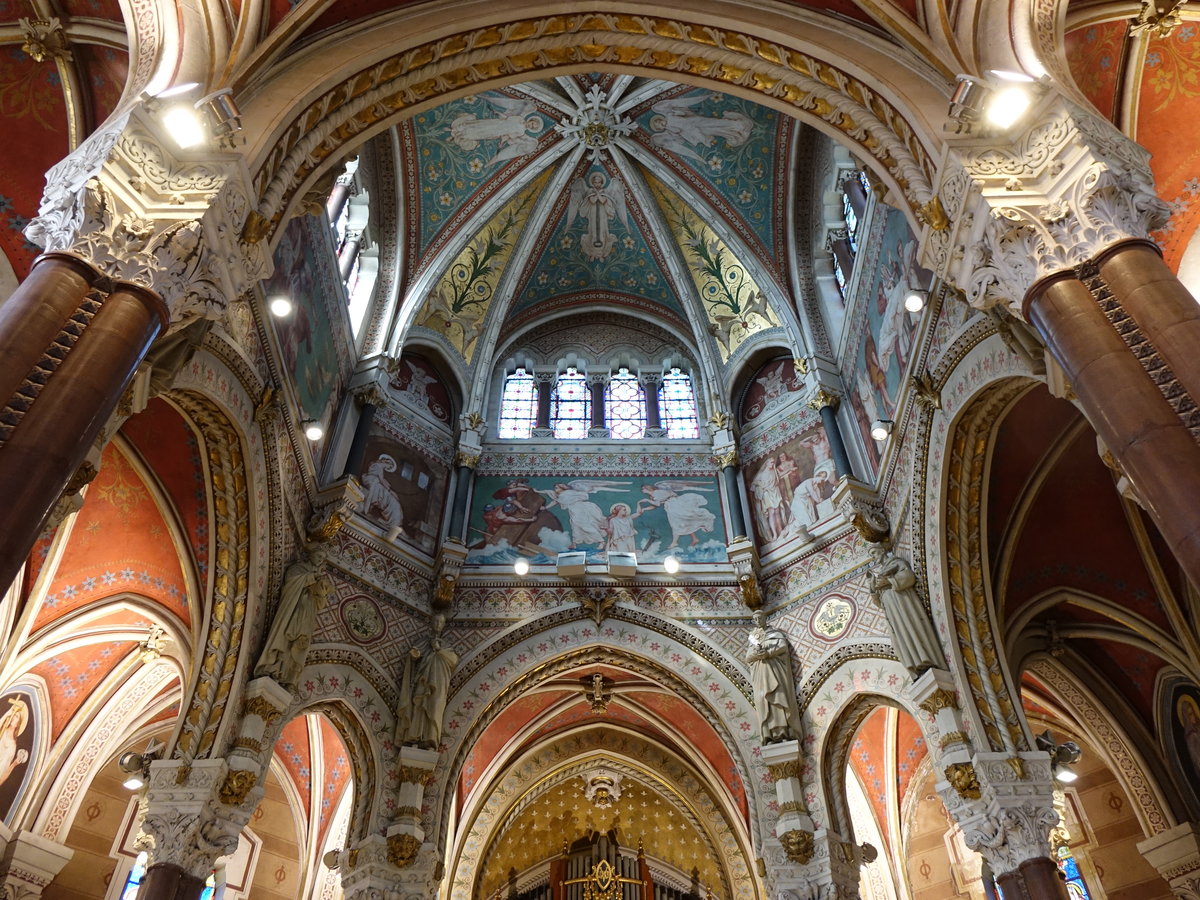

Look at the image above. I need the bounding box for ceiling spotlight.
[513,557,530,576]
[123,773,145,790]
[985,84,1034,130]
[903,289,927,312]
[162,105,206,149]
[1054,765,1078,784]
[197,88,242,138]
[948,74,989,123]
[947,73,1037,132]
[117,743,162,791]
[870,419,893,441]
[663,555,680,574]
[268,295,293,317]
[153,82,201,100]
[303,421,324,441]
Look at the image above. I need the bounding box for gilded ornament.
[850,511,890,544]
[387,833,421,868]
[233,737,264,753]
[220,769,258,805]
[767,760,802,782]
[779,829,815,864]
[1006,756,1026,779]
[807,387,840,412]
[938,731,969,750]
[241,210,270,244]
[714,449,739,469]
[944,762,982,799]
[738,572,763,611]
[778,800,808,815]
[18,17,71,63]
[919,688,958,716]
[244,695,284,725]
[396,766,433,786]
[394,805,421,819]
[455,451,480,470]
[918,196,949,231]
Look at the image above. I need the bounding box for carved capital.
[454,450,480,470]
[386,833,421,869]
[779,829,815,865]
[830,478,889,543]
[25,108,267,326]
[923,93,1168,317]
[307,476,364,542]
[944,762,982,799]
[18,17,71,63]
[807,387,840,412]
[713,448,739,469]
[919,688,959,716]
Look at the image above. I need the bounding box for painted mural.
[739,356,804,424]
[388,352,453,424]
[0,688,37,824]
[845,205,930,473]
[265,214,346,424]
[744,422,836,551]
[1169,681,1200,809]
[466,476,728,565]
[356,429,449,555]
[512,160,682,319]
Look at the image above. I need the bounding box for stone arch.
[236,7,948,245]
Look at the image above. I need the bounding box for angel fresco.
[447,96,544,167]
[648,94,754,163]
[567,172,628,262]
[536,480,631,550]
[637,481,716,549]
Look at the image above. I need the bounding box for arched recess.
[233,5,948,245]
[433,612,769,862]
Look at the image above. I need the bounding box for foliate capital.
[922,92,1168,318]
[24,106,267,326]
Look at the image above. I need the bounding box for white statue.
[254,545,333,688]
[746,611,803,743]
[397,614,460,748]
[866,545,945,676]
[648,94,754,162]
[567,171,628,261]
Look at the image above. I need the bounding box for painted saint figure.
[648,94,754,163]
[254,545,333,688]
[567,171,628,262]
[362,453,405,528]
[749,459,785,541]
[866,545,945,676]
[605,502,643,553]
[538,480,629,550]
[638,481,716,549]
[447,96,544,167]
[397,614,460,748]
[746,611,803,743]
[0,698,29,787]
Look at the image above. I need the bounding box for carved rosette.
[923,92,1169,317]
[24,107,267,327]
[140,758,263,880]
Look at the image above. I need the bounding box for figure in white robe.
[746,611,802,743]
[0,698,29,787]
[447,95,543,167]
[605,503,641,553]
[639,481,716,549]
[749,460,785,541]
[254,546,332,688]
[867,545,945,677]
[567,172,628,261]
[648,94,754,163]
[362,453,404,528]
[538,480,629,549]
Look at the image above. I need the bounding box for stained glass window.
[659,368,699,439]
[843,190,860,254]
[120,852,149,900]
[606,368,646,439]
[1056,847,1092,900]
[552,367,591,439]
[498,368,537,439]
[858,169,872,196]
[832,252,847,294]
[199,873,217,900]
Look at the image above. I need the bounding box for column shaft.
[589,380,605,429]
[1095,240,1200,406]
[0,281,166,593]
[1026,273,1200,587]
[818,403,854,479]
[139,863,206,900]
[722,464,748,539]
[447,464,473,541]
[342,400,378,478]
[644,380,662,430]
[535,380,552,430]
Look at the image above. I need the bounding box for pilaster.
[0,827,73,899]
[1138,822,1200,899]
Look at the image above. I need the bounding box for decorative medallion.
[555,84,637,161]
[809,595,856,641]
[339,596,384,643]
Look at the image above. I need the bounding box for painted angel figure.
[648,94,754,162]
[637,480,717,549]
[567,171,628,262]
[536,480,631,549]
[447,96,544,167]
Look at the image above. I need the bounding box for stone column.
[714,447,749,541]
[532,372,554,438]
[808,386,854,480]
[762,741,815,868]
[447,448,478,543]
[0,274,167,593]
[341,385,384,479]
[588,373,608,438]
[0,827,73,899]
[1139,821,1200,899]
[642,373,666,438]
[924,90,1200,586]
[338,229,363,280]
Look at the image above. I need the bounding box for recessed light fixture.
[513,558,530,576]
[269,295,293,317]
[303,421,324,441]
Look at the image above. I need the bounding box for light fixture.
[557,551,587,578]
[1036,729,1082,784]
[1054,765,1078,784]
[870,419,893,441]
[663,555,680,574]
[985,84,1034,130]
[154,82,201,99]
[161,104,207,149]
[197,87,242,139]
[607,552,637,577]
[118,742,162,791]
[268,295,293,317]
[903,289,927,312]
[303,420,324,441]
[513,557,530,576]
[122,773,145,791]
[947,72,1038,133]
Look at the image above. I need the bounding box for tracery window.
[605,368,646,439]
[832,253,848,294]
[843,190,860,254]
[659,368,699,439]
[498,368,537,439]
[1056,847,1093,900]
[552,367,591,439]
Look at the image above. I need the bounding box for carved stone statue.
[746,610,803,743]
[396,614,459,749]
[866,545,945,676]
[254,545,332,688]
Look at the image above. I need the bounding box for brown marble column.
[1026,271,1200,589]
[1095,240,1200,406]
[138,862,206,900]
[995,856,1068,900]
[0,276,167,593]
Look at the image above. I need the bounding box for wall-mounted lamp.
[606,552,637,578]
[903,288,928,313]
[117,740,163,790]
[147,83,243,150]
[663,555,680,574]
[1036,729,1082,783]
[513,557,530,576]
[870,419,894,441]
[197,88,242,139]
[268,295,293,317]
[947,71,1039,134]
[302,420,324,441]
